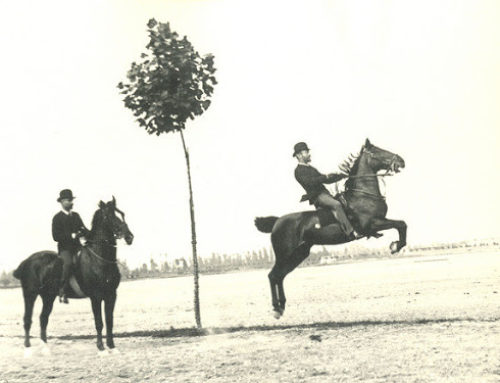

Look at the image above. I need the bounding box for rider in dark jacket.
[293,142,358,239]
[52,189,89,303]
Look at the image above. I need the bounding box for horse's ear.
[112,195,116,206]
[98,200,105,209]
[365,138,372,148]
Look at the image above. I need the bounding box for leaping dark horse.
[255,139,406,318]
[13,197,133,355]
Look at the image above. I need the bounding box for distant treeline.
[108,237,500,280]
[1,238,499,287]
[122,247,277,279]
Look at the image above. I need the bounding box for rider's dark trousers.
[315,192,354,236]
[59,249,74,295]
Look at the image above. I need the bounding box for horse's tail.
[254,216,279,233]
[13,258,29,280]
[13,251,57,282]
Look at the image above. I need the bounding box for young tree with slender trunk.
[118,18,217,329]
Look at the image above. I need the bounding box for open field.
[1,251,499,382]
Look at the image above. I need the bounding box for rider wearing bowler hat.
[52,189,90,303]
[293,142,359,240]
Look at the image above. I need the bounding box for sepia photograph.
[0,1,499,382]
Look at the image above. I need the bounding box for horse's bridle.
[347,149,397,200]
[363,149,399,174]
[83,208,126,263]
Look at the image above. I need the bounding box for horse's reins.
[87,238,116,247]
[349,188,386,200]
[344,174,393,179]
[86,245,118,264]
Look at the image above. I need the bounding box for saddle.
[57,248,86,298]
[314,207,337,228]
[311,193,383,239]
[312,193,348,227]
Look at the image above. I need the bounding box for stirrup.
[354,231,365,239]
[348,231,364,240]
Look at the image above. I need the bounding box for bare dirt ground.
[1,251,499,382]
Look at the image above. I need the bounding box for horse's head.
[362,138,405,174]
[98,196,134,245]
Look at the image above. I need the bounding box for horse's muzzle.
[125,233,134,245]
[393,156,405,173]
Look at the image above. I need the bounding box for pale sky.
[0,0,499,270]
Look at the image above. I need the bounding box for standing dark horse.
[13,197,134,355]
[255,139,406,318]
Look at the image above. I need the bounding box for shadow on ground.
[4,317,498,341]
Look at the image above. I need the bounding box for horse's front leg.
[90,297,105,351]
[370,218,407,253]
[104,292,117,351]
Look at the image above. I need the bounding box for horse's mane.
[89,209,103,239]
[338,148,363,190]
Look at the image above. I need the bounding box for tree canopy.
[118,18,217,135]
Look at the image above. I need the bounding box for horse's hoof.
[273,310,282,320]
[109,348,120,355]
[41,344,51,356]
[23,347,33,358]
[390,241,399,254]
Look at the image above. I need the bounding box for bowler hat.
[293,142,310,157]
[57,189,75,202]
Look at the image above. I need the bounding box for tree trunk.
[179,129,202,329]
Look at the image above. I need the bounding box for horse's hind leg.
[40,294,56,346]
[268,266,286,318]
[268,265,283,318]
[22,292,37,350]
[269,243,312,319]
[104,292,117,351]
[22,291,37,357]
[90,297,105,352]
